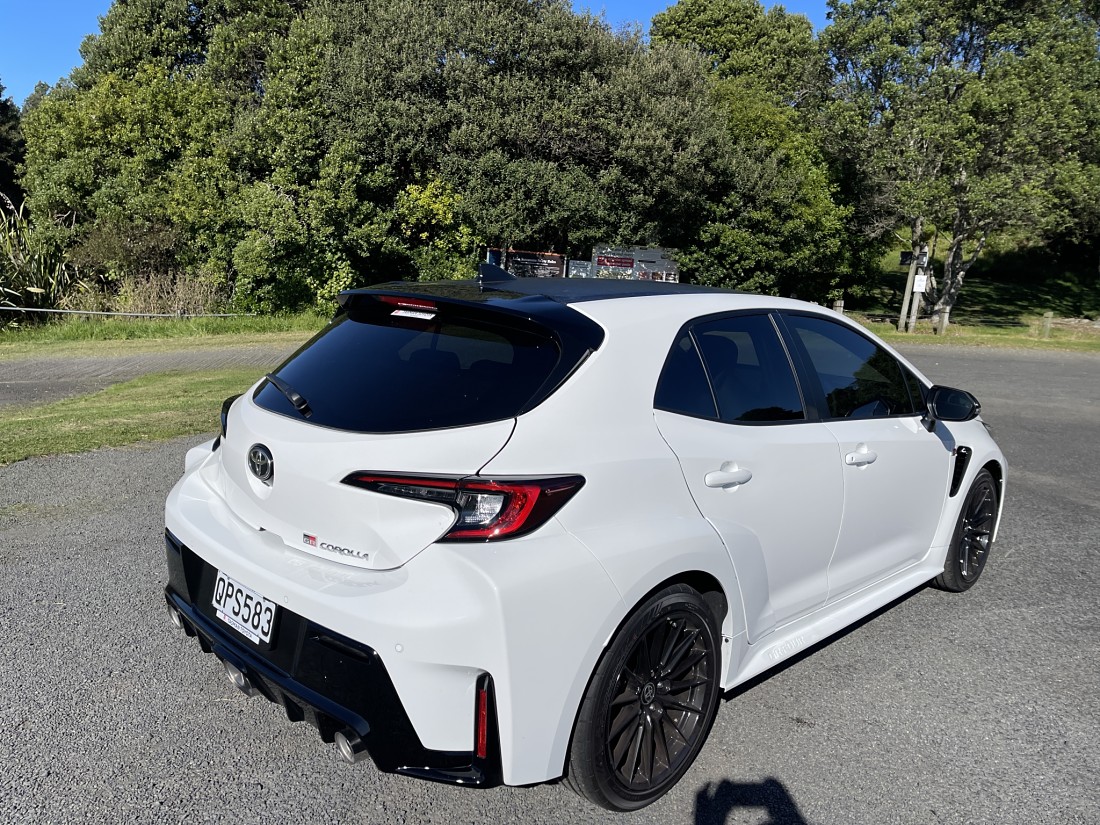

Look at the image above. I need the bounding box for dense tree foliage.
[0,79,24,206]
[11,0,1100,317]
[21,0,735,311]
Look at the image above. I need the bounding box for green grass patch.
[0,368,261,466]
[857,316,1100,352]
[0,314,324,360]
[0,312,326,359]
[859,242,1100,323]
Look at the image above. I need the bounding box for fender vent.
[950,446,973,497]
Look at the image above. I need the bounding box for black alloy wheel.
[567,584,721,811]
[935,468,998,592]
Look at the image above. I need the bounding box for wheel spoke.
[610,685,639,708]
[622,720,644,782]
[608,704,640,743]
[658,618,681,669]
[621,665,645,690]
[653,715,673,770]
[665,648,707,681]
[663,709,691,746]
[660,628,701,678]
[663,699,703,716]
[667,677,709,693]
[640,712,655,784]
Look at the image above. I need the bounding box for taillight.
[342,473,585,541]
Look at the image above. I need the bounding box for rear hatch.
[213,284,602,570]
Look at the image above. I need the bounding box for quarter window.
[785,315,916,418]
[654,333,718,419]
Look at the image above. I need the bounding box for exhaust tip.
[334,730,369,764]
[222,659,257,697]
[166,602,184,630]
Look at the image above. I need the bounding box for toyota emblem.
[248,444,274,485]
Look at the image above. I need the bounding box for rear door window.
[655,313,805,424]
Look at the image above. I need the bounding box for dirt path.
[0,344,296,408]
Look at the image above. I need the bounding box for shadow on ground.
[694,778,809,824]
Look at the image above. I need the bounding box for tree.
[651,0,857,298]
[651,0,823,105]
[21,0,307,311]
[324,0,730,262]
[0,79,24,206]
[824,0,1100,328]
[679,81,852,298]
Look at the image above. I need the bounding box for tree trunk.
[931,232,986,334]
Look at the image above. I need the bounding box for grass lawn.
[0,313,324,359]
[0,368,260,466]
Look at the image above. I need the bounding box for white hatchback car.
[164,266,1005,811]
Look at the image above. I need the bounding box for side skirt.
[722,560,942,691]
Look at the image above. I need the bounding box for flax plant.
[0,192,82,319]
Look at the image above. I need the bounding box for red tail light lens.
[342,473,585,541]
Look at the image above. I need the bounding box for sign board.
[913,274,928,293]
[504,250,565,278]
[591,246,680,282]
[567,260,593,278]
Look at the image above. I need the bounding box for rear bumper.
[165,530,502,787]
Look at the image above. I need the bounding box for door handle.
[705,464,753,488]
[844,446,878,467]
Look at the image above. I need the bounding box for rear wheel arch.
[620,576,730,646]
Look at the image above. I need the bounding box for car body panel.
[654,410,843,642]
[823,414,951,602]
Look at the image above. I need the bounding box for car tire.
[933,468,998,592]
[565,584,722,811]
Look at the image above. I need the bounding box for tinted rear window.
[254,302,562,432]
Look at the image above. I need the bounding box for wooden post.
[833,299,845,314]
[1042,311,1053,339]
[898,256,918,332]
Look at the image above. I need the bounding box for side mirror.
[922,385,981,431]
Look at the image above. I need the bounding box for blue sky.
[0,1,829,107]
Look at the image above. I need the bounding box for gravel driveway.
[0,344,1097,824]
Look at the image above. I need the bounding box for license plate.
[212,570,277,645]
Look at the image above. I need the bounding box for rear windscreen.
[253,301,562,432]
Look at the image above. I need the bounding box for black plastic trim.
[950,446,973,497]
[163,533,503,787]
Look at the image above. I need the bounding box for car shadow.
[694,778,809,824]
